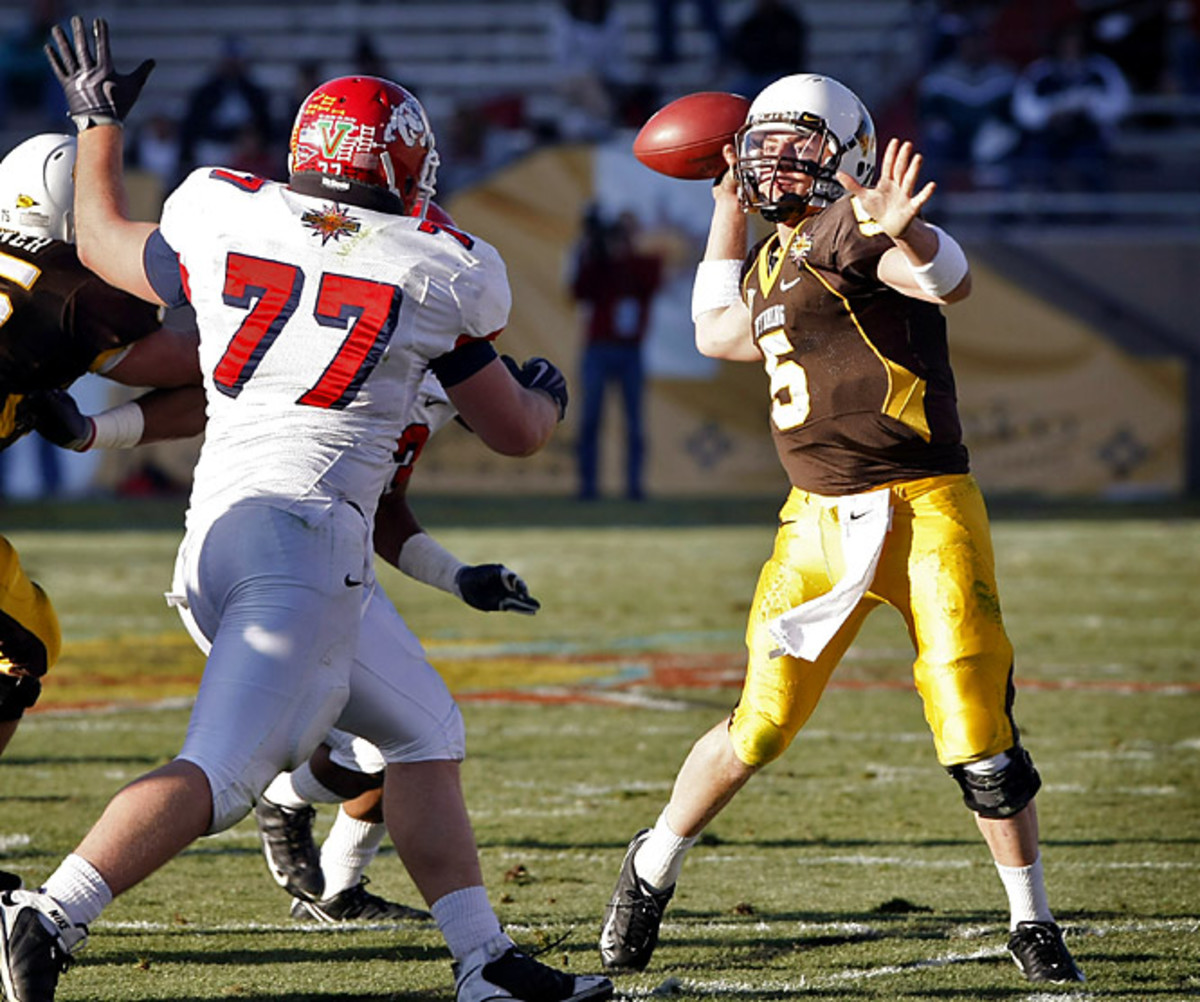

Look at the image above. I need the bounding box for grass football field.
[1,497,1198,1001]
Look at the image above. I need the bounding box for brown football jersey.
[742,196,969,495]
[0,230,160,448]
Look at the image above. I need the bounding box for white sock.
[262,764,342,808]
[41,854,112,928]
[632,808,698,891]
[261,770,308,809]
[319,807,385,897]
[995,854,1054,929]
[430,885,507,962]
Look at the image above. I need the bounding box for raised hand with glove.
[44,15,154,131]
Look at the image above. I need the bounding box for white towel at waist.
[767,488,893,661]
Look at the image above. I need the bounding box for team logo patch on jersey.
[788,232,814,267]
[301,203,361,245]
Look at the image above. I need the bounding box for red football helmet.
[288,75,439,214]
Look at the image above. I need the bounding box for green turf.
[1,505,1197,1000]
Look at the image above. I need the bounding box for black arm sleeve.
[428,338,498,388]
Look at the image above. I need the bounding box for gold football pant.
[0,534,61,720]
[730,473,1015,769]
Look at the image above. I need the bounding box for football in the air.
[633,91,751,180]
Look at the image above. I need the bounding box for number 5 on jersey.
[214,251,401,409]
[759,330,810,431]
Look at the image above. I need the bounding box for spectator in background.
[550,0,629,140]
[289,59,323,119]
[653,0,727,65]
[1011,22,1131,191]
[918,25,1019,189]
[1086,0,1171,93]
[352,32,389,79]
[178,35,274,175]
[1166,0,1200,94]
[128,111,182,190]
[0,0,67,132]
[570,207,663,501]
[728,0,809,99]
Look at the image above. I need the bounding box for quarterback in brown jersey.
[0,133,202,773]
[600,75,1085,985]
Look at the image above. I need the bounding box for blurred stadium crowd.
[2,0,1196,203]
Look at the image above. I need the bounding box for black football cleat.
[254,798,324,902]
[599,829,674,971]
[1007,920,1086,983]
[0,890,87,1002]
[454,934,613,1002]
[289,878,431,923]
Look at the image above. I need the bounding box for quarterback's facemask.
[735,74,877,226]
[0,133,77,243]
[288,75,440,216]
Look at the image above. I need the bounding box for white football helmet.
[0,133,77,243]
[735,74,876,224]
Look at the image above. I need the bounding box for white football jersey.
[157,168,509,523]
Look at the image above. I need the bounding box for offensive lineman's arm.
[45,16,162,304]
[694,147,759,362]
[444,355,564,457]
[105,329,202,387]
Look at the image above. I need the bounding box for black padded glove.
[45,16,155,130]
[501,354,568,421]
[27,389,95,451]
[456,563,540,615]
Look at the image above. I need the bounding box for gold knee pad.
[0,535,62,679]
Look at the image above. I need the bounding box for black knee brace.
[0,672,42,722]
[948,744,1042,819]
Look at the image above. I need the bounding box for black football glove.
[27,389,95,451]
[501,354,568,421]
[455,563,540,615]
[45,16,155,130]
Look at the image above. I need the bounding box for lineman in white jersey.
[36,337,544,923]
[0,17,613,1002]
[252,366,543,923]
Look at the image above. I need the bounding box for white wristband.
[691,259,743,322]
[909,224,968,298]
[89,401,145,449]
[396,532,465,597]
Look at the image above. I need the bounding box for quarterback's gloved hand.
[45,16,155,130]
[455,563,541,615]
[501,354,568,421]
[28,390,95,451]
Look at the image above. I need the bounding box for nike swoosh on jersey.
[780,276,803,291]
[344,574,363,587]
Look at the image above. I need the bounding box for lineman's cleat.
[0,889,87,1002]
[254,798,324,901]
[454,934,613,1002]
[599,829,673,971]
[1007,920,1086,983]
[289,878,431,922]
